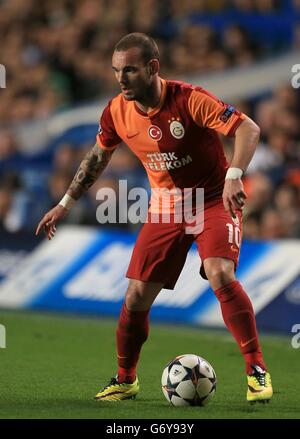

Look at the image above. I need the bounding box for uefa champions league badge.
[220,105,235,122]
[97,122,103,135]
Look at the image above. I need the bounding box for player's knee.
[204,259,235,290]
[208,270,233,290]
[125,279,162,311]
[125,282,148,310]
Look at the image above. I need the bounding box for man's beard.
[132,82,153,104]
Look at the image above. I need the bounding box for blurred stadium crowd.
[0,0,300,239]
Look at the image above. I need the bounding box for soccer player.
[36,33,273,404]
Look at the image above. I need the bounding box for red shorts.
[126,198,242,289]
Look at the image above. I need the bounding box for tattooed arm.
[67,144,113,199]
[36,144,114,239]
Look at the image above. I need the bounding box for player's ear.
[147,59,159,76]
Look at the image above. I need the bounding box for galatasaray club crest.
[148,125,162,141]
[169,119,185,139]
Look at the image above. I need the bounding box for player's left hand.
[222,179,247,219]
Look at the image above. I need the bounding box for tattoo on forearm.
[67,144,113,199]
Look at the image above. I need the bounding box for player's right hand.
[35,205,68,240]
[222,178,247,219]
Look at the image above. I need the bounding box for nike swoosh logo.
[127,132,139,139]
[230,245,239,253]
[248,385,263,393]
[241,337,256,348]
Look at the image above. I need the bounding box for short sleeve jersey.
[96,79,245,210]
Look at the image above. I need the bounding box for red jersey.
[96,79,245,212]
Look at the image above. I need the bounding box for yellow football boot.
[94,377,139,401]
[247,365,273,404]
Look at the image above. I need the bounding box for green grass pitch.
[0,309,299,419]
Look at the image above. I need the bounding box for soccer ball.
[161,354,217,407]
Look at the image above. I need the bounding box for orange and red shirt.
[96,78,245,211]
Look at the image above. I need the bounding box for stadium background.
[0,0,300,420]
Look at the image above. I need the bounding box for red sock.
[116,302,150,383]
[214,280,266,375]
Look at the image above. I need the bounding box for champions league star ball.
[161,354,217,407]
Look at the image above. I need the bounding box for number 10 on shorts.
[226,223,241,248]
